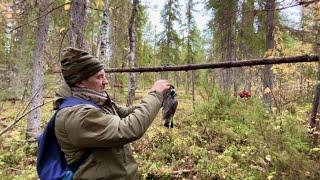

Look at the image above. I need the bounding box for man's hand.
[151,80,170,95]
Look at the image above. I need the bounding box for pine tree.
[26,0,51,139]
[159,0,181,80]
[207,0,238,93]
[68,0,88,49]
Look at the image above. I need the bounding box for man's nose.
[103,78,109,85]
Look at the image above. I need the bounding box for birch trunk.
[26,0,50,139]
[100,0,111,67]
[127,0,139,106]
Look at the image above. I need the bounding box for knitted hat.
[60,47,104,87]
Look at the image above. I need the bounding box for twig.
[7,167,22,172]
[59,27,70,61]
[9,2,71,33]
[0,99,55,136]
[258,0,319,12]
[172,169,192,174]
[14,87,41,122]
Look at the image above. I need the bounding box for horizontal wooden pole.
[105,55,319,73]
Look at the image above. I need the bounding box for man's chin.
[97,89,106,93]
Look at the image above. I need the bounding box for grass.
[0,86,319,179]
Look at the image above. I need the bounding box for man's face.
[79,69,108,93]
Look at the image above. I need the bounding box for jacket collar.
[71,87,110,106]
[54,83,111,109]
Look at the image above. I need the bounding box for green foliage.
[0,0,319,179]
[132,87,320,179]
[158,0,182,66]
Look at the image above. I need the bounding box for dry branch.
[105,55,319,73]
[0,99,55,136]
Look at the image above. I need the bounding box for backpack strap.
[58,96,100,110]
[58,97,100,173]
[57,97,99,173]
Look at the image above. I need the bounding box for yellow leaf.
[265,154,271,162]
[64,0,71,10]
[264,87,271,94]
[310,148,320,152]
[59,27,66,33]
[96,0,105,8]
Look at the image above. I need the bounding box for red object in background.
[238,90,251,98]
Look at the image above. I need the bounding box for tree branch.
[9,2,70,33]
[0,99,55,136]
[104,55,319,73]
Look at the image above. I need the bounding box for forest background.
[0,0,319,179]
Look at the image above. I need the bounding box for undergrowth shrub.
[134,86,320,179]
[179,87,319,179]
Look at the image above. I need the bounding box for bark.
[310,8,320,128]
[185,0,191,94]
[100,0,111,67]
[263,0,276,112]
[192,70,195,109]
[127,0,139,106]
[105,55,319,73]
[239,0,255,92]
[310,64,320,128]
[223,3,235,93]
[213,0,236,93]
[26,0,51,139]
[68,0,88,49]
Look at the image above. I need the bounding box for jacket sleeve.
[113,103,138,118]
[58,91,163,148]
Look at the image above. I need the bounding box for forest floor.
[0,86,319,179]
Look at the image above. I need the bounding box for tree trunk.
[100,0,111,67]
[224,9,234,93]
[185,0,192,94]
[310,8,320,129]
[26,0,51,140]
[192,70,195,109]
[263,0,275,112]
[185,72,189,94]
[310,64,320,128]
[217,0,236,93]
[163,0,174,80]
[68,0,88,49]
[8,1,31,100]
[239,0,255,93]
[127,0,139,106]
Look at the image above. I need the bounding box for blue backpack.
[36,97,99,180]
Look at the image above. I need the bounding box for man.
[54,47,170,179]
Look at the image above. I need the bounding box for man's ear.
[75,81,86,88]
